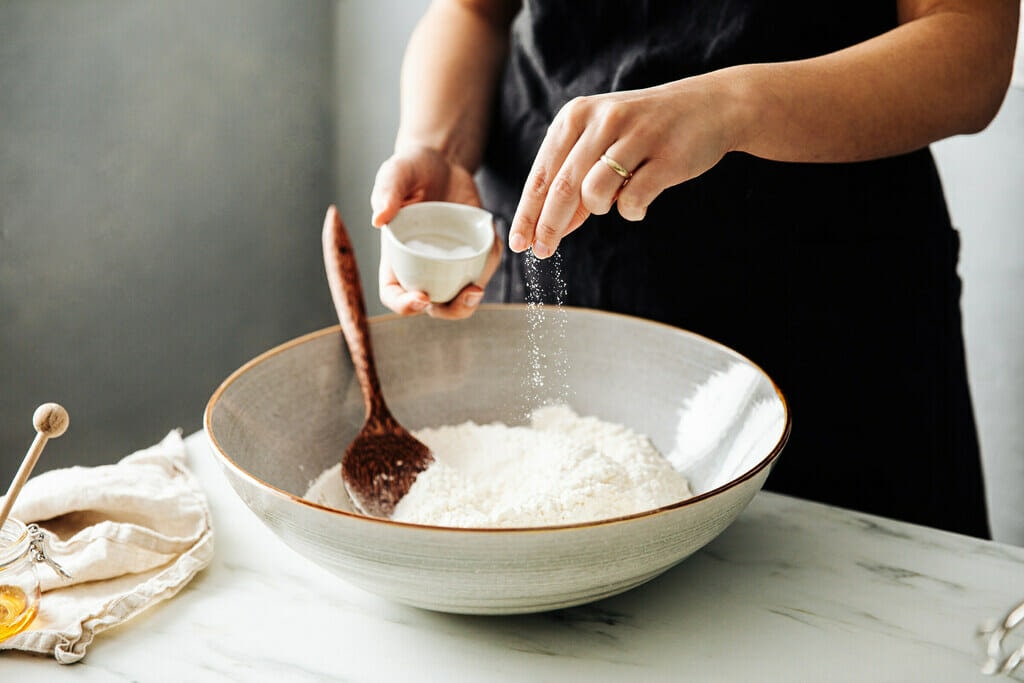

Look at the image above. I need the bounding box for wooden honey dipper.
[0,403,69,529]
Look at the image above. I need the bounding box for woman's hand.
[370,145,502,319]
[508,76,739,259]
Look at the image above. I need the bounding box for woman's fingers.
[508,96,655,259]
[379,258,431,314]
[614,156,672,222]
[371,146,481,227]
[370,156,416,227]
[511,146,638,257]
[581,144,641,216]
[508,98,593,257]
[422,286,485,320]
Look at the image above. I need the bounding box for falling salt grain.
[523,249,571,417]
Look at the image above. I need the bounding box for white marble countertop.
[4,430,1024,681]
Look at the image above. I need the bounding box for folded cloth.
[0,430,213,664]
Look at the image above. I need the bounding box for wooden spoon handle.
[0,403,69,528]
[321,205,389,421]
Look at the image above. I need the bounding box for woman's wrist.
[395,124,481,174]
[704,64,764,158]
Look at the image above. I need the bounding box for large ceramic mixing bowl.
[204,304,790,614]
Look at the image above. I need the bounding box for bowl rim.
[203,303,792,533]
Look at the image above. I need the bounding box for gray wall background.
[1,0,338,483]
[3,1,1022,545]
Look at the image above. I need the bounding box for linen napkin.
[0,430,213,664]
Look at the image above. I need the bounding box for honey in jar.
[0,518,40,642]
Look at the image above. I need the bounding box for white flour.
[304,404,693,528]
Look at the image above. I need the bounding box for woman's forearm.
[395,0,519,171]
[721,0,1019,163]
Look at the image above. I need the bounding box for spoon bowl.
[321,205,433,518]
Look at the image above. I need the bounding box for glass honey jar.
[0,517,41,642]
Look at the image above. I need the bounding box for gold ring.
[600,153,633,180]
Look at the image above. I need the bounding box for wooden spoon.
[321,205,434,518]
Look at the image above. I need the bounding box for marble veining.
[2,431,1023,682]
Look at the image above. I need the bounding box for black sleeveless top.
[476,1,990,538]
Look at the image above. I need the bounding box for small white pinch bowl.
[381,201,495,303]
[204,305,790,615]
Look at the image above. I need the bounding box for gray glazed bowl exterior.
[204,304,790,614]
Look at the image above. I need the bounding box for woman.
[369,0,1019,538]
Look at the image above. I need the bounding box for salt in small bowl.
[381,201,494,303]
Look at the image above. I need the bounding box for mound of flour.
[305,405,692,528]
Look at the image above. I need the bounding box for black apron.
[477,0,991,538]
